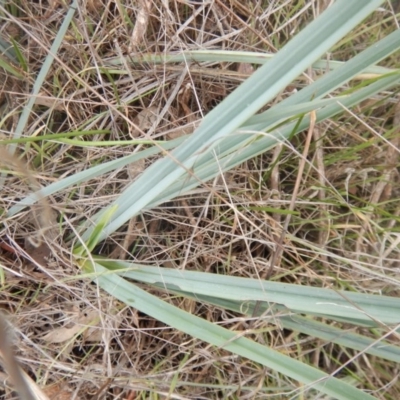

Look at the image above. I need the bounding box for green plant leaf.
[105,50,392,76]
[5,0,78,155]
[0,53,23,78]
[85,260,376,400]
[74,205,119,256]
[82,0,387,242]
[95,259,400,326]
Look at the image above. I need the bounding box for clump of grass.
[1,1,400,399]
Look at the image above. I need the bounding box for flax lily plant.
[5,0,400,399]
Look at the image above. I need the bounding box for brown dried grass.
[1,1,400,399]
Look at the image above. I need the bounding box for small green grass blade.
[6,0,78,154]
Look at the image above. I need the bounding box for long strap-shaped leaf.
[148,71,400,210]
[104,49,392,76]
[174,291,400,364]
[83,0,384,241]
[95,260,400,326]
[8,10,398,220]
[86,261,376,400]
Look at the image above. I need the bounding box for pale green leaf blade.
[6,136,187,217]
[96,260,400,326]
[84,0,385,242]
[179,292,400,363]
[105,49,392,76]
[87,261,375,400]
[147,72,400,208]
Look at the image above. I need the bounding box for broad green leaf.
[85,260,376,400]
[9,5,399,226]
[82,0,386,242]
[169,290,400,364]
[247,28,400,125]
[146,72,400,211]
[95,260,400,326]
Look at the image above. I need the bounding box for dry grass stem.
[1,1,399,398]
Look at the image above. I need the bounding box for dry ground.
[1,1,400,399]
